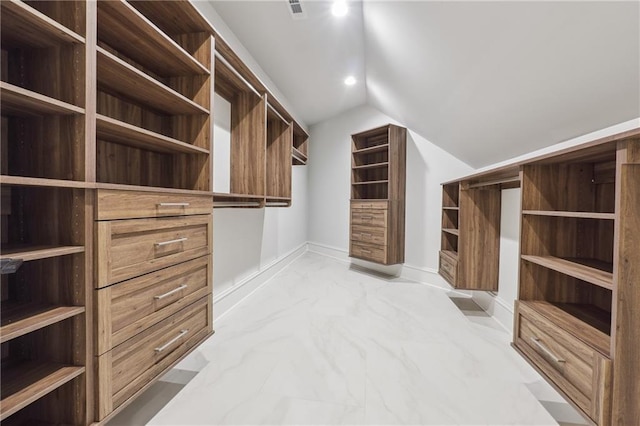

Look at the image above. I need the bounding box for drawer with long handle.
[351,209,387,228]
[351,225,386,245]
[96,214,212,287]
[350,242,387,263]
[97,189,213,220]
[96,296,212,420]
[96,255,212,355]
[514,301,612,425]
[351,200,388,210]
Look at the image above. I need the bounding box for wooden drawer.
[351,200,388,210]
[97,296,212,420]
[439,251,458,285]
[96,255,212,355]
[351,225,386,245]
[96,214,212,287]
[350,242,386,263]
[351,209,387,228]
[96,189,213,220]
[514,302,612,424]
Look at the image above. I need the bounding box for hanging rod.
[267,102,290,125]
[213,201,262,208]
[265,202,290,207]
[214,51,261,98]
[467,176,520,189]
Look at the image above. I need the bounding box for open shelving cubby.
[351,126,391,200]
[440,183,460,259]
[292,121,309,165]
[265,99,292,207]
[213,51,266,208]
[96,0,212,192]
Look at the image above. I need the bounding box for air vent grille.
[288,0,306,19]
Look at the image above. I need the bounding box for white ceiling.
[211,0,640,168]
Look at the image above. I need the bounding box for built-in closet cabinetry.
[350,124,406,265]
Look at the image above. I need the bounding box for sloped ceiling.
[210,0,640,168]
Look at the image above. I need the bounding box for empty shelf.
[523,210,615,220]
[0,362,85,421]
[352,180,389,185]
[97,0,208,77]
[442,228,459,236]
[0,304,85,344]
[0,82,84,116]
[441,250,459,261]
[97,47,208,115]
[352,144,389,155]
[0,245,85,262]
[0,0,84,48]
[443,206,459,211]
[0,176,91,189]
[353,162,389,170]
[521,255,613,290]
[96,115,209,155]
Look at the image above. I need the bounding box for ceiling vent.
[288,0,307,19]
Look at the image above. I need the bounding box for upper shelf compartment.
[0,0,84,48]
[97,0,209,77]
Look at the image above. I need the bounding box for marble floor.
[109,252,588,426]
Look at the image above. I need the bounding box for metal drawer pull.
[530,337,565,364]
[361,215,373,220]
[154,284,188,300]
[155,237,188,247]
[155,329,189,352]
[158,202,190,207]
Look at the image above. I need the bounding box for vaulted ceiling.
[210,0,640,168]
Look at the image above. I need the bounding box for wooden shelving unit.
[349,124,406,265]
[265,100,292,207]
[292,121,309,166]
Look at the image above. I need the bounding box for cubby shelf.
[0,176,91,189]
[441,250,458,260]
[0,0,84,48]
[442,228,459,236]
[353,162,389,170]
[0,304,85,344]
[292,147,307,165]
[0,82,84,116]
[352,180,389,185]
[96,114,209,155]
[97,47,208,115]
[521,255,613,290]
[442,206,459,211]
[97,0,208,77]
[0,245,85,262]
[353,144,389,155]
[523,210,615,220]
[0,362,85,421]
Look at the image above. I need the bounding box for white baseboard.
[214,243,308,320]
[471,291,515,332]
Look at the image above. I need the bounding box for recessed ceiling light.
[332,1,348,17]
[344,76,356,86]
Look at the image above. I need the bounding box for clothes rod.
[214,51,262,98]
[267,102,290,125]
[467,176,520,189]
[265,202,290,207]
[213,202,262,208]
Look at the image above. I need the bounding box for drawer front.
[97,214,212,287]
[351,209,387,228]
[350,242,386,264]
[439,251,457,285]
[515,302,611,423]
[351,225,386,245]
[351,200,388,210]
[97,296,212,420]
[97,189,213,220]
[96,255,212,355]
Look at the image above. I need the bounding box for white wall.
[308,104,474,280]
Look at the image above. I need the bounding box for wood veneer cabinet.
[349,124,406,265]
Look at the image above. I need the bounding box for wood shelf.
[94,182,213,197]
[0,176,91,189]
[0,245,85,262]
[0,0,85,48]
[97,47,208,116]
[441,250,459,261]
[0,304,85,344]
[353,162,389,170]
[96,114,209,155]
[0,82,84,116]
[523,210,615,220]
[352,144,389,155]
[520,300,610,356]
[213,192,263,208]
[442,228,459,236]
[352,180,389,185]
[443,206,459,211]
[97,0,209,77]
[292,147,308,163]
[0,362,85,421]
[521,255,613,290]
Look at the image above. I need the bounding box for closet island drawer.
[514,302,612,424]
[351,209,387,228]
[350,242,387,263]
[97,214,212,287]
[351,200,388,210]
[96,255,212,355]
[351,225,386,245]
[97,189,213,220]
[97,296,212,420]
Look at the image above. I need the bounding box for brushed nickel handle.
[155,237,188,247]
[158,202,190,207]
[154,284,188,300]
[530,337,565,364]
[155,329,189,352]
